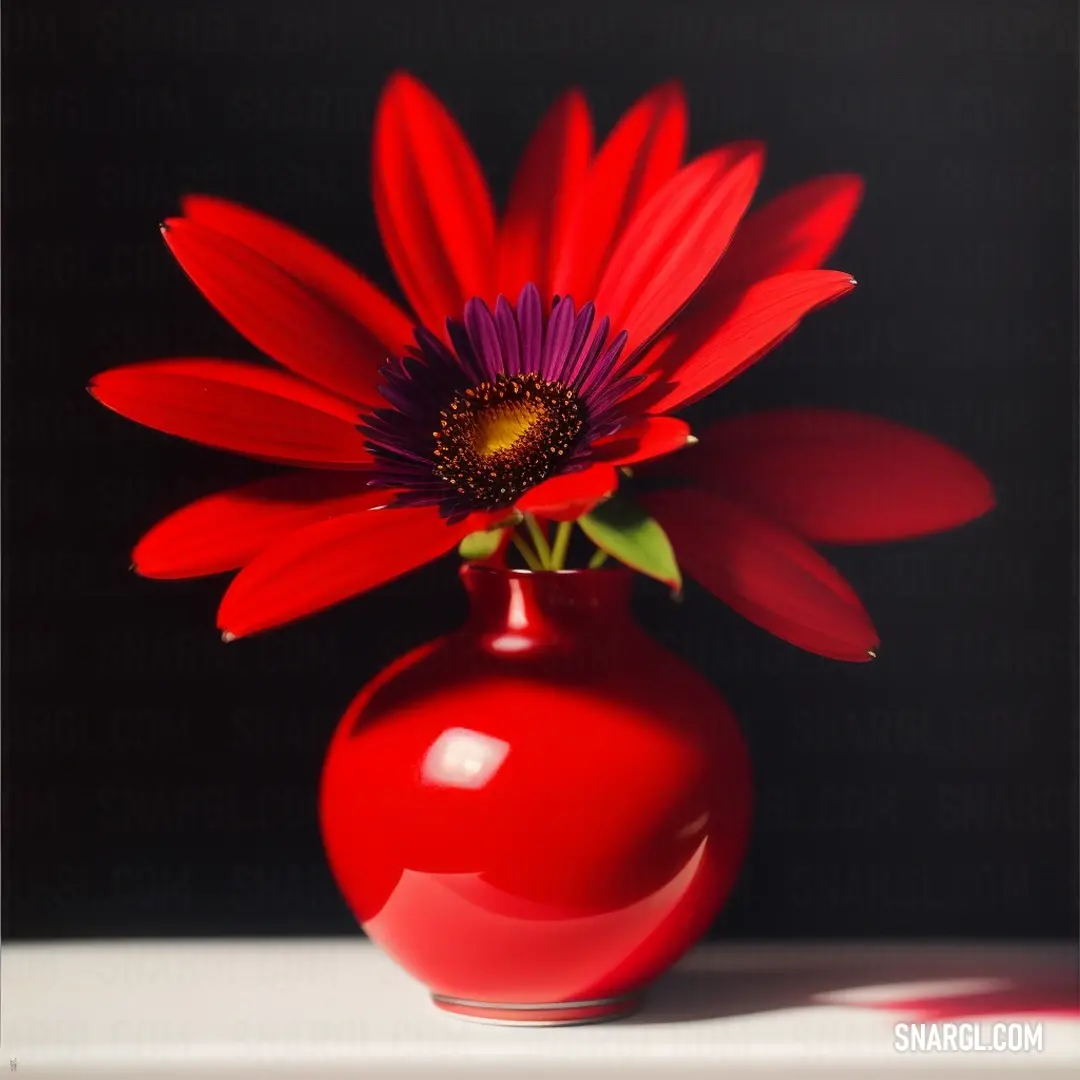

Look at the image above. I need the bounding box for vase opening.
[460,564,635,639]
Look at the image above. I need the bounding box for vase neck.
[460,567,634,638]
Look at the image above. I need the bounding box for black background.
[2,0,1077,940]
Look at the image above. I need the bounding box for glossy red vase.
[319,565,752,1024]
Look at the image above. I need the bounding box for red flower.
[89,72,993,648]
[638,410,993,661]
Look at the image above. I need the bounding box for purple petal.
[540,296,576,381]
[376,381,421,415]
[589,418,626,439]
[464,298,504,381]
[494,295,521,376]
[577,331,628,397]
[414,326,458,368]
[559,303,596,383]
[517,283,542,374]
[566,315,610,389]
[446,318,486,384]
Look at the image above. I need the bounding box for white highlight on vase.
[422,728,510,790]
[488,577,532,653]
[675,811,710,840]
[507,578,528,630]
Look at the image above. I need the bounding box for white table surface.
[2,940,1077,1078]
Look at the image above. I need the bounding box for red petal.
[89,359,372,466]
[181,195,415,356]
[373,72,496,333]
[497,90,593,306]
[644,491,879,661]
[516,463,619,520]
[162,219,384,405]
[133,472,387,579]
[552,82,686,306]
[627,270,856,413]
[592,417,694,466]
[671,408,996,543]
[707,174,864,292]
[217,505,481,638]
[595,144,764,353]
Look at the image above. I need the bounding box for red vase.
[319,565,752,1025]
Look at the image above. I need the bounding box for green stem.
[587,548,609,569]
[523,514,553,569]
[512,533,543,572]
[550,521,574,570]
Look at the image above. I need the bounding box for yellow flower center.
[472,401,546,457]
[432,373,584,507]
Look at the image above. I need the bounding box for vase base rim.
[431,991,641,1026]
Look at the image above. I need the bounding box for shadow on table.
[623,950,1080,1025]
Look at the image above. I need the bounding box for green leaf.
[579,494,682,591]
[458,528,506,562]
